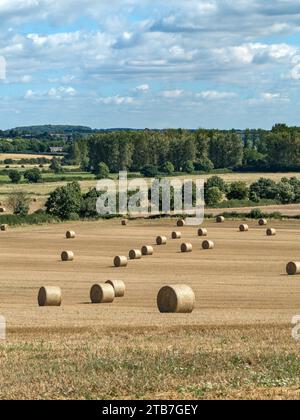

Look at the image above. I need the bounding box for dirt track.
[1,218,300,332]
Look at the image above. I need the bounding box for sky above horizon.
[0,0,300,130]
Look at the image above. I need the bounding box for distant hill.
[4,125,94,136]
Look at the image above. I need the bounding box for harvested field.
[1,218,300,399]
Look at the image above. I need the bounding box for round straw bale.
[61,251,74,261]
[239,224,249,232]
[1,224,8,231]
[105,280,126,298]
[216,216,225,223]
[259,218,268,226]
[129,249,142,260]
[66,230,76,239]
[177,220,186,227]
[141,245,154,256]
[181,243,193,253]
[114,256,128,267]
[0,207,6,213]
[286,262,300,276]
[38,286,62,307]
[198,228,208,237]
[202,240,214,250]
[121,219,128,226]
[90,284,115,304]
[156,236,167,245]
[157,285,195,313]
[267,228,276,236]
[172,231,182,239]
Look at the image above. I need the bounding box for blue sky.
[0,0,300,130]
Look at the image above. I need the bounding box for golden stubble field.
[1,218,300,400]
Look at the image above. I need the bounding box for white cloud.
[197,90,237,100]
[97,95,135,105]
[25,86,76,100]
[135,84,150,93]
[162,89,184,98]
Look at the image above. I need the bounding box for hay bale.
[177,220,186,227]
[157,285,195,313]
[114,256,128,267]
[156,236,167,246]
[121,219,128,226]
[239,224,249,232]
[90,284,115,304]
[267,228,276,236]
[216,216,225,223]
[141,245,154,256]
[61,251,74,261]
[172,231,182,239]
[0,224,8,231]
[202,240,214,250]
[181,243,193,253]
[259,218,268,226]
[129,249,142,260]
[286,262,300,276]
[105,280,126,298]
[38,286,62,307]
[0,207,6,213]
[198,228,208,237]
[66,230,76,239]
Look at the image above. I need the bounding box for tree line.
[69,124,300,175]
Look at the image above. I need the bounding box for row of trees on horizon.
[70,124,300,175]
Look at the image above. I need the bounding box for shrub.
[8,170,22,184]
[195,157,214,172]
[183,160,195,174]
[227,181,249,200]
[141,164,159,178]
[249,208,264,219]
[162,161,175,175]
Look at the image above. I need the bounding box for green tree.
[162,161,175,175]
[277,181,295,204]
[250,178,278,200]
[95,162,110,179]
[205,176,227,193]
[183,160,195,174]
[227,181,249,200]
[24,168,42,183]
[205,187,223,207]
[50,158,63,174]
[209,132,243,169]
[8,170,22,184]
[8,191,30,216]
[45,181,83,220]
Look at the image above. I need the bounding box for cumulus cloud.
[25,86,76,100]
